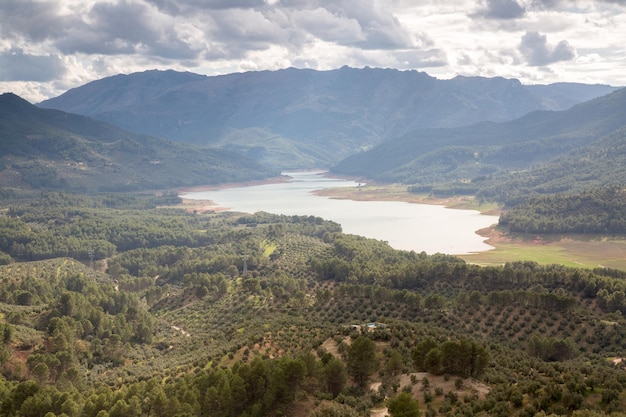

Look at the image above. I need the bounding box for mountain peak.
[0,93,40,121]
[0,92,33,106]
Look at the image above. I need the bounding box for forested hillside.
[498,186,626,234]
[0,93,277,192]
[0,193,626,417]
[476,126,626,206]
[332,87,626,205]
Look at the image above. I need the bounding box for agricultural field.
[0,193,625,416]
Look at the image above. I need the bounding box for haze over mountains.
[39,67,618,170]
[1,65,624,197]
[333,86,626,204]
[0,93,276,192]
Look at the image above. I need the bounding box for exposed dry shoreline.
[173,174,626,269]
[176,174,500,216]
[313,184,502,215]
[176,176,504,251]
[337,189,626,269]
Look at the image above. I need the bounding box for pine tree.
[347,336,377,387]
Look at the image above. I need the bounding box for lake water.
[181,171,498,255]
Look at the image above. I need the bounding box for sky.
[1,0,625,103]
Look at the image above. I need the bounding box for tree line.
[499,186,626,234]
[412,337,489,378]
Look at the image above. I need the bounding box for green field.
[461,232,626,270]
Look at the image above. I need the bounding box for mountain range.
[0,93,276,192]
[3,66,625,197]
[39,67,618,170]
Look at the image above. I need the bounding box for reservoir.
[181,171,498,255]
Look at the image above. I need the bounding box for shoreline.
[175,172,502,217]
[172,173,626,270]
[312,184,502,215]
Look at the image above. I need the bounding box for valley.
[1,66,626,417]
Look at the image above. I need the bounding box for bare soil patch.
[320,338,343,360]
[368,373,490,417]
[313,183,412,202]
[178,198,228,214]
[318,337,490,417]
[401,372,490,400]
[313,184,499,214]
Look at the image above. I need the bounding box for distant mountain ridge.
[39,67,618,169]
[0,93,277,192]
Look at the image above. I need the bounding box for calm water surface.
[181,171,498,255]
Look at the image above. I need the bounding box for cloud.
[0,48,66,82]
[392,48,448,68]
[206,7,300,59]
[476,0,525,19]
[529,0,626,10]
[146,0,268,14]
[0,0,424,69]
[0,0,198,59]
[519,31,576,66]
[325,1,415,49]
[1,0,624,102]
[292,7,364,45]
[53,1,204,59]
[0,0,72,42]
